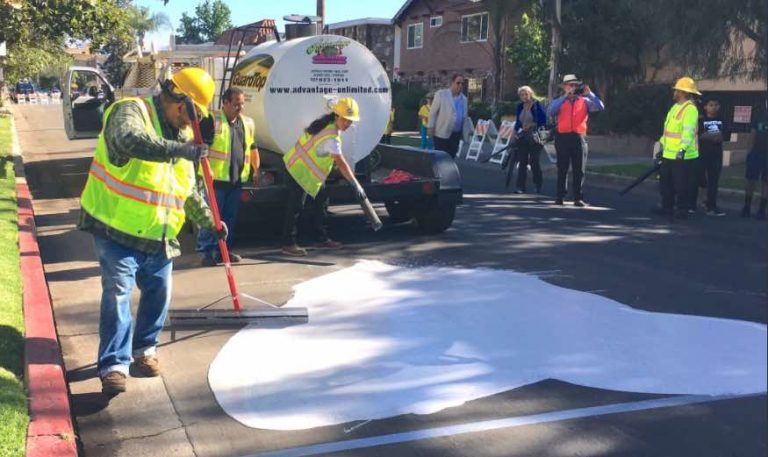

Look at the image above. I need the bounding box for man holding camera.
[547,74,605,206]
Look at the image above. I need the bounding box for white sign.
[733,105,752,124]
[0,42,6,57]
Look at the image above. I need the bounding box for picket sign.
[28,93,38,105]
[39,95,50,105]
[465,119,496,162]
[16,95,26,105]
[489,120,516,165]
[51,93,62,104]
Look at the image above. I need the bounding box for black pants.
[281,177,329,246]
[516,140,543,191]
[433,131,462,158]
[555,133,588,200]
[660,158,696,211]
[692,149,722,210]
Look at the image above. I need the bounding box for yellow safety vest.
[206,111,256,182]
[660,100,699,160]
[283,123,340,198]
[80,97,196,241]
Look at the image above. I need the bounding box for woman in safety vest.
[281,97,367,257]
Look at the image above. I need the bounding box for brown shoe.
[132,355,161,377]
[281,244,307,257]
[101,371,127,395]
[314,239,343,250]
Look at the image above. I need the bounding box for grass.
[0,115,28,457]
[589,162,746,191]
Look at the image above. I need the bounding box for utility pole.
[546,0,561,99]
[317,0,325,33]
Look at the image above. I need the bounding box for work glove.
[215,221,228,241]
[654,151,663,160]
[174,142,209,162]
[675,149,686,160]
[353,181,367,200]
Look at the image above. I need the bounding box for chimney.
[317,0,325,32]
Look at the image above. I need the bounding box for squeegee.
[167,100,309,329]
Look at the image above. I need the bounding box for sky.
[135,0,404,49]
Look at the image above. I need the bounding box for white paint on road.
[209,260,767,431]
[241,393,764,457]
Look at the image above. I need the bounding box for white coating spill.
[208,260,767,430]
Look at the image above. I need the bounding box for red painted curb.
[17,180,78,457]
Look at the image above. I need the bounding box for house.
[393,0,521,103]
[325,18,395,75]
[214,20,278,47]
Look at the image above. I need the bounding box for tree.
[176,0,232,44]
[506,4,550,96]
[485,0,523,105]
[3,38,73,85]
[127,5,171,50]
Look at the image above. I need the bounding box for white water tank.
[232,35,392,164]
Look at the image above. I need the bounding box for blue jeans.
[93,236,173,377]
[196,183,242,257]
[420,125,433,150]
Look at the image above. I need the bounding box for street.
[15,104,767,457]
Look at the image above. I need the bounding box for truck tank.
[231,35,392,165]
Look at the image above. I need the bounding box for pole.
[317,0,325,32]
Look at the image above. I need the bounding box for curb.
[10,114,78,456]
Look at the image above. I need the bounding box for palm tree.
[127,5,171,51]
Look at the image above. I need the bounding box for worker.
[655,76,701,219]
[694,96,729,216]
[78,67,223,395]
[418,96,433,149]
[196,87,260,266]
[742,102,767,219]
[281,97,368,257]
[547,74,605,206]
[381,107,395,144]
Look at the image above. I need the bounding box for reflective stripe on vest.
[283,125,339,197]
[556,97,589,134]
[80,97,196,241]
[661,101,699,160]
[206,111,256,182]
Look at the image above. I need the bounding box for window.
[467,77,484,103]
[407,22,423,49]
[430,16,442,28]
[461,12,489,42]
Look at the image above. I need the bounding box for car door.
[63,67,116,140]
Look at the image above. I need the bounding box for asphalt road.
[14,104,767,457]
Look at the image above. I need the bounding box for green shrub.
[590,84,670,137]
[468,100,492,121]
[391,81,427,131]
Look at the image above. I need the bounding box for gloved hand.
[353,181,367,200]
[174,142,209,162]
[215,221,228,240]
[675,149,686,160]
[654,151,663,160]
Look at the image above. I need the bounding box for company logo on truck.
[231,54,274,92]
[306,39,350,65]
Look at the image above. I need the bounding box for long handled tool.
[168,100,309,329]
[619,160,662,196]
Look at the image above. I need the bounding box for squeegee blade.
[167,308,309,328]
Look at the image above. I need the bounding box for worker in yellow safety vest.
[281,97,368,257]
[78,67,223,396]
[655,76,701,219]
[196,87,260,266]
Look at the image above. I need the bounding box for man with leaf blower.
[78,67,226,396]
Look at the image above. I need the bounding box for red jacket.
[556,97,589,135]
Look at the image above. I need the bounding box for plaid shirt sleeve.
[184,183,215,231]
[104,100,184,165]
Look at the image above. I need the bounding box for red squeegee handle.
[187,102,242,312]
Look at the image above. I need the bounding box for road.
[14,104,767,457]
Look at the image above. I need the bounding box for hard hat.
[332,97,360,122]
[169,67,215,117]
[673,77,701,96]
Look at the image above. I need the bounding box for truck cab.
[62,66,116,140]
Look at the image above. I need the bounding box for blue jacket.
[514,101,547,132]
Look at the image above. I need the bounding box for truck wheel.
[415,196,456,234]
[384,200,414,223]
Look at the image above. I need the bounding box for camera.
[573,83,586,96]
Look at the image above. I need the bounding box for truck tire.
[384,199,414,223]
[415,196,456,234]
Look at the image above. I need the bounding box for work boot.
[705,208,726,217]
[216,252,242,263]
[132,355,161,377]
[201,254,217,267]
[314,239,343,250]
[514,188,525,194]
[554,198,564,206]
[101,371,127,395]
[281,244,307,257]
[573,199,588,207]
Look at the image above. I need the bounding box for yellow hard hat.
[332,97,361,122]
[169,67,216,117]
[673,77,701,96]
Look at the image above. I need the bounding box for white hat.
[562,74,581,84]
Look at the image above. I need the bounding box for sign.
[0,41,6,57]
[733,105,752,124]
